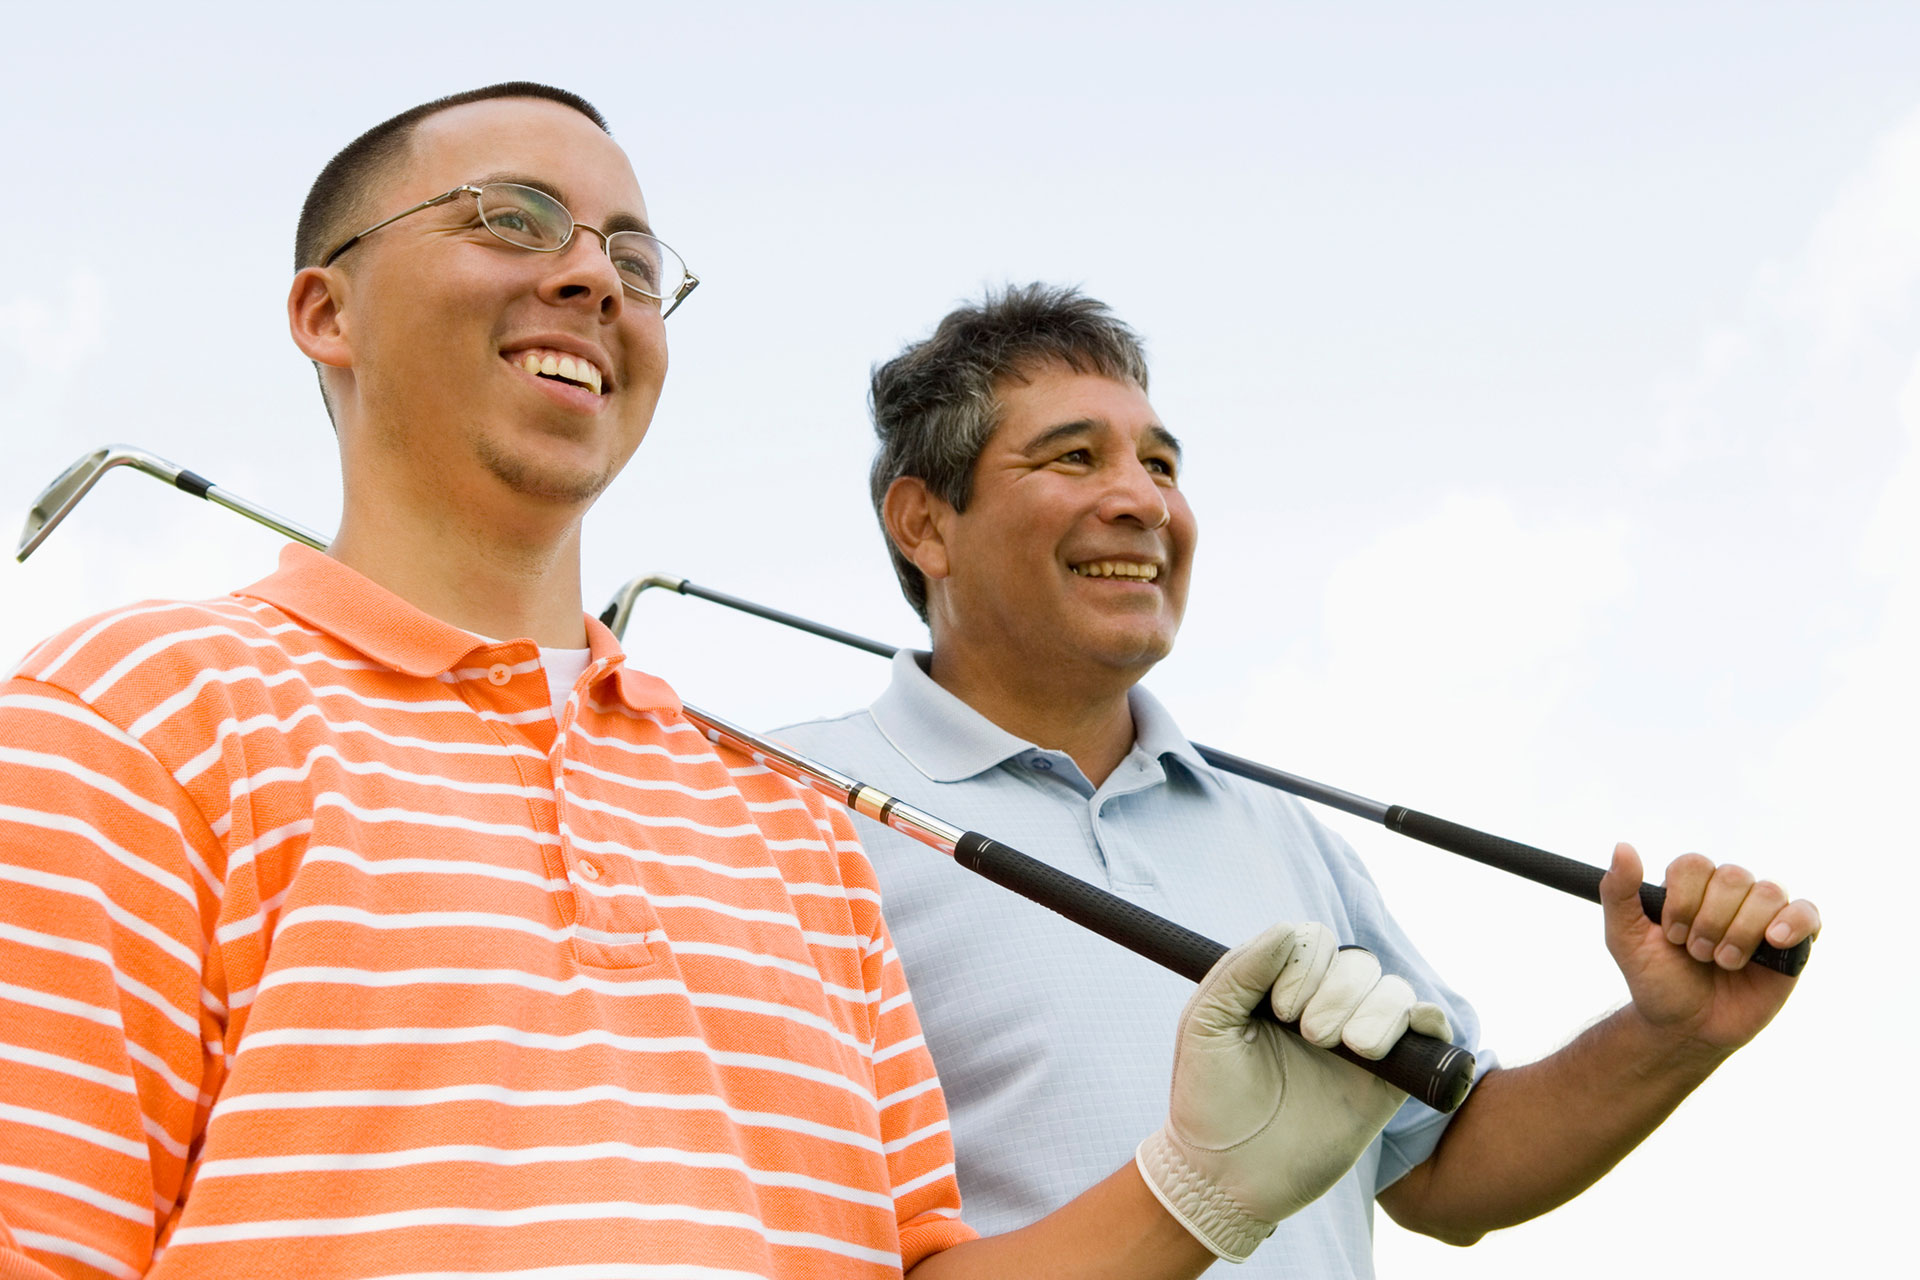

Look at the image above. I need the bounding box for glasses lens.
[477,184,572,250]
[607,232,687,302]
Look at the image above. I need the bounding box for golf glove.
[1136,921,1453,1263]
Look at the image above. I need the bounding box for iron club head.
[16,444,327,562]
[16,446,183,562]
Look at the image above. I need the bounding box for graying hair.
[868,284,1150,621]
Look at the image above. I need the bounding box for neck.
[329,454,589,649]
[927,641,1139,788]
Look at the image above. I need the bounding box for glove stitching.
[1140,1128,1272,1262]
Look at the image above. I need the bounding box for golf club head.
[16,446,182,562]
[598,573,688,638]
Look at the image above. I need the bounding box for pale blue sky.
[4,4,1914,1271]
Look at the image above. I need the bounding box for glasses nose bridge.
[568,222,613,252]
[547,221,628,302]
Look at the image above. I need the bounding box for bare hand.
[1598,843,1819,1053]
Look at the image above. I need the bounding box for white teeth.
[1071,561,1159,581]
[512,348,604,394]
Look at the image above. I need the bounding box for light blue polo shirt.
[777,650,1492,1278]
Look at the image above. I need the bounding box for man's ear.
[287,266,353,370]
[883,476,953,583]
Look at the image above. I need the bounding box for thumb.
[1189,922,1301,1036]
[1599,841,1651,941]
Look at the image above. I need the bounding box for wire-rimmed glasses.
[319,182,699,317]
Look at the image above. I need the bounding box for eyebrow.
[471,171,655,237]
[1020,419,1184,459]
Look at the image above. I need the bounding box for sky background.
[4,2,1915,1272]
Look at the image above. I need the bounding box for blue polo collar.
[867,648,1212,786]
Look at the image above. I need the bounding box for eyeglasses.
[319,182,700,317]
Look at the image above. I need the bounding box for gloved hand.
[1136,921,1454,1262]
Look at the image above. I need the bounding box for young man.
[0,90,1440,1278]
[777,284,1823,1277]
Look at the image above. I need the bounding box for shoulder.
[1197,762,1394,897]
[775,708,942,806]
[773,707,878,748]
[688,719,889,917]
[12,593,299,688]
[5,592,337,743]
[772,707,906,771]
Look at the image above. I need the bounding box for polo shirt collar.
[1125,681,1212,781]
[869,647,1211,784]
[239,545,680,714]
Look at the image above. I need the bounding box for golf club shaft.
[690,702,1474,1113]
[172,466,329,551]
[16,447,1473,1110]
[612,575,1812,979]
[16,446,328,562]
[202,486,328,551]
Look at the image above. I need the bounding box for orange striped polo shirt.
[0,545,973,1279]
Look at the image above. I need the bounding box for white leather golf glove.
[1136,921,1453,1263]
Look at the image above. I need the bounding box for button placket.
[554,740,596,922]
[1094,796,1158,892]
[551,724,665,972]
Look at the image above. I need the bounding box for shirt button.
[487,663,511,686]
[576,859,601,881]
[1032,758,1053,771]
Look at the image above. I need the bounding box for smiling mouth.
[1071,560,1160,581]
[508,347,607,396]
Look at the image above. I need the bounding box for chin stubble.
[474,437,618,505]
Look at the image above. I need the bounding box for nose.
[539,225,626,322]
[1098,455,1172,530]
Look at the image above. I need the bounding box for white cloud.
[1368,102,1920,1280]
[1232,493,1631,820]
[1741,349,1920,871]
[1652,104,1920,479]
[1801,106,1920,360]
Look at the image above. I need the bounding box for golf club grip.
[952,831,1475,1113]
[1383,807,1811,977]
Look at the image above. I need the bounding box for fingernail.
[1716,944,1742,969]
[1767,922,1790,944]
[1667,924,1688,947]
[1688,937,1715,962]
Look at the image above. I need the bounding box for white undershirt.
[539,646,594,723]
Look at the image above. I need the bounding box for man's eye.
[1057,448,1093,465]
[615,253,662,289]
[1146,457,1177,478]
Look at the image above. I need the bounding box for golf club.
[13,446,1475,1112]
[602,573,1815,979]
[16,445,327,563]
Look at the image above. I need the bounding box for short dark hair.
[295,82,609,272]
[869,283,1151,621]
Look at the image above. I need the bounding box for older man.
[0,91,1439,1279]
[778,284,1821,1276]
